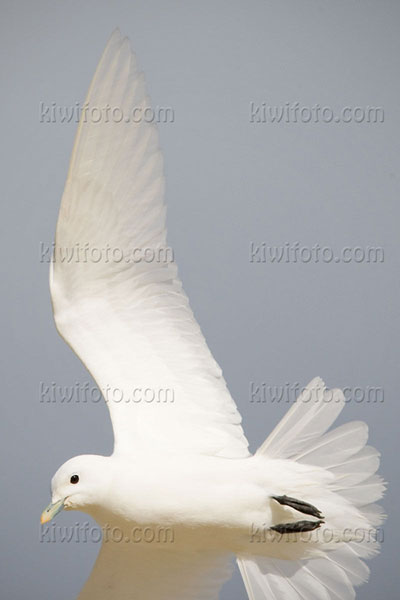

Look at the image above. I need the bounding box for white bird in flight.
[41,29,385,600]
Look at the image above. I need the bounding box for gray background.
[0,1,398,598]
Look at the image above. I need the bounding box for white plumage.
[42,29,385,600]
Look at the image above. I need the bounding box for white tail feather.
[238,377,385,600]
[257,377,345,459]
[295,421,368,466]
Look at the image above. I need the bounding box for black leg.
[270,519,324,534]
[272,494,324,519]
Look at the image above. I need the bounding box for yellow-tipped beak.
[40,498,65,524]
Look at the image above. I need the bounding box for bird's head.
[40,454,112,523]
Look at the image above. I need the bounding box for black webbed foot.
[270,519,324,534]
[272,494,324,519]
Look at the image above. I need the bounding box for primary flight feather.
[41,30,385,600]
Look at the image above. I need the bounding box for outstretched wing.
[51,30,249,458]
[78,536,233,600]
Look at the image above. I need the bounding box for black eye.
[70,474,79,484]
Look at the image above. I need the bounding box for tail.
[238,377,385,600]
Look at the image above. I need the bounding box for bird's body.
[41,29,385,600]
[58,453,325,534]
